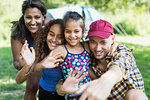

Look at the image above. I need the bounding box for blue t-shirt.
[40,67,64,92]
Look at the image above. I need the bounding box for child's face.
[64,19,83,46]
[47,24,64,50]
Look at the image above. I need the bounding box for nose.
[70,33,75,38]
[96,44,102,51]
[52,36,57,42]
[30,18,36,25]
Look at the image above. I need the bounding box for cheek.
[37,18,43,24]
[24,19,29,25]
[89,44,96,52]
[57,39,63,45]
[47,35,52,42]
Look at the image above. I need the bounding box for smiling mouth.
[95,51,103,56]
[70,39,77,43]
[30,25,38,29]
[51,43,57,47]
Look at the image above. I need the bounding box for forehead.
[65,19,83,28]
[24,7,42,15]
[49,24,62,35]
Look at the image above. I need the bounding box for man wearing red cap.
[77,19,148,100]
[56,19,148,100]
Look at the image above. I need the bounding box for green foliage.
[43,0,67,9]
[114,20,138,35]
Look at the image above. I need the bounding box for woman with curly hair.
[16,19,66,100]
[11,0,51,99]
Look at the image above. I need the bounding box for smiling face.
[64,19,83,47]
[89,35,114,60]
[47,24,64,50]
[24,7,44,36]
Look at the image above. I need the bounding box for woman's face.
[24,7,44,36]
[47,24,64,50]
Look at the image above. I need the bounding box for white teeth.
[51,43,56,46]
[30,25,37,28]
[71,39,76,42]
[97,51,103,54]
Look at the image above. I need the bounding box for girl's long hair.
[34,19,64,63]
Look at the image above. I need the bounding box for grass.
[0,41,26,100]
[0,35,150,100]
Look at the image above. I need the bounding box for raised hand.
[107,42,118,58]
[20,40,35,66]
[40,50,64,69]
[61,68,88,94]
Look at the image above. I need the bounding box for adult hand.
[76,79,111,100]
[40,50,64,69]
[20,40,35,66]
[61,68,88,94]
[18,55,25,69]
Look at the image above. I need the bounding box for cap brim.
[86,31,111,39]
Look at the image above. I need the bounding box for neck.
[66,42,83,53]
[97,59,108,71]
[31,33,36,40]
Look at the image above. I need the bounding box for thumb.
[76,83,89,94]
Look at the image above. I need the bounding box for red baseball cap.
[86,19,114,39]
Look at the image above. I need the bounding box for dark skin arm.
[11,36,25,70]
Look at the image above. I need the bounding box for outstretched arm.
[77,64,122,100]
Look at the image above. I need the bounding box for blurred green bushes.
[0,0,150,41]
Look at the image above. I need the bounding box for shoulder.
[113,44,133,59]
[52,45,67,58]
[11,37,25,45]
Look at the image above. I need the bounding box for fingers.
[108,42,118,56]
[75,68,84,78]
[30,47,35,55]
[55,58,64,64]
[78,71,88,82]
[68,68,73,77]
[53,52,63,59]
[72,68,79,77]
[76,83,89,95]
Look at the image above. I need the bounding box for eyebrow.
[48,31,54,34]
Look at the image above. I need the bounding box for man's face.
[89,35,114,60]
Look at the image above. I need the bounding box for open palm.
[61,68,88,94]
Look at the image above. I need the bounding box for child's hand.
[20,40,35,66]
[40,51,64,69]
[107,42,118,58]
[61,68,88,94]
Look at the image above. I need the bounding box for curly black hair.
[34,19,64,62]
